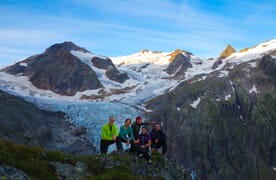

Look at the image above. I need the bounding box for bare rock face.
[212,59,223,69]
[146,55,276,180]
[259,55,276,76]
[166,53,192,79]
[218,44,236,60]
[91,56,129,83]
[91,56,115,70]
[212,45,236,69]
[4,42,103,96]
[0,90,95,155]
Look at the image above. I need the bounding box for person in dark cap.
[130,116,152,154]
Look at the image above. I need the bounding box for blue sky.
[0,0,275,66]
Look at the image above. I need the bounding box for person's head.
[136,116,142,124]
[141,127,147,134]
[153,123,161,131]
[124,118,131,127]
[109,116,115,125]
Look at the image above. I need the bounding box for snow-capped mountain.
[0,39,276,155]
[0,44,199,105]
[1,40,275,105]
[0,39,276,179]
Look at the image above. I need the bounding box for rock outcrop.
[166,50,192,78]
[213,44,236,69]
[91,56,129,83]
[3,42,103,96]
[259,55,276,76]
[218,44,236,60]
[146,55,276,179]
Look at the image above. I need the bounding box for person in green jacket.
[100,116,121,154]
[118,119,134,151]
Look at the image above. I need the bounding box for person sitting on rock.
[118,118,134,152]
[100,116,121,154]
[150,123,167,154]
[137,127,152,163]
[131,116,153,153]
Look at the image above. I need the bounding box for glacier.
[24,97,142,153]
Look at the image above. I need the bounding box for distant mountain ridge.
[1,39,276,102]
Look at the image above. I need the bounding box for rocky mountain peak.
[140,49,150,53]
[213,44,237,69]
[218,44,236,60]
[3,42,103,96]
[165,49,192,78]
[45,41,89,54]
[168,49,193,63]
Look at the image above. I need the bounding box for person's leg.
[134,143,141,155]
[130,141,135,153]
[141,147,151,161]
[100,139,109,154]
[116,137,123,151]
[151,144,158,153]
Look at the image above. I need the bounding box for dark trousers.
[100,138,122,154]
[152,141,167,154]
[137,146,151,161]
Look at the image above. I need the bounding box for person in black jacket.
[130,116,152,153]
[150,123,167,154]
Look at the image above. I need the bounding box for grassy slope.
[0,140,141,180]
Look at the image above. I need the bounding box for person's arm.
[122,126,129,141]
[119,126,126,140]
[129,127,134,141]
[146,135,151,147]
[101,125,109,140]
[137,134,141,144]
[141,121,153,126]
[112,124,119,137]
[131,123,139,142]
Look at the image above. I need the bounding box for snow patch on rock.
[19,63,28,67]
[225,94,231,100]
[249,85,258,94]
[190,98,201,108]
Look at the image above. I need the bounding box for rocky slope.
[0,89,94,155]
[145,54,276,179]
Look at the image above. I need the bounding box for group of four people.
[100,116,167,163]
